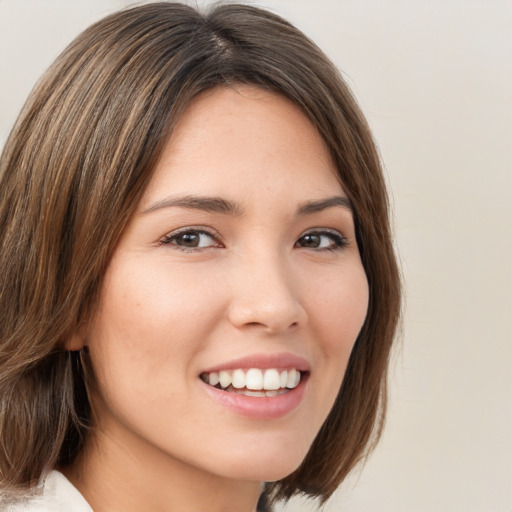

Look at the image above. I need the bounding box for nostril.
[227,292,307,333]
[239,320,300,332]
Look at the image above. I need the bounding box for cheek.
[85,258,223,406]
[92,258,220,344]
[309,264,369,356]
[303,263,369,422]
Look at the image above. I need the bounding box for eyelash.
[159,228,348,252]
[295,229,348,251]
[159,227,222,251]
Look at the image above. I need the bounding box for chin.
[212,444,308,483]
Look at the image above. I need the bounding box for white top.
[2,470,92,512]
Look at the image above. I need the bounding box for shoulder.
[1,471,92,512]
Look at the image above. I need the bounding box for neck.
[62,427,264,512]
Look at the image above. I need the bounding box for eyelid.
[296,228,349,250]
[299,227,346,238]
[159,226,223,249]
[158,226,348,251]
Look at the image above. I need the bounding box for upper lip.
[201,352,311,374]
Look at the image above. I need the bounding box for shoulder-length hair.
[0,1,400,506]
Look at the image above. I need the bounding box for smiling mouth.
[200,368,305,397]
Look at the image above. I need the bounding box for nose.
[227,252,308,334]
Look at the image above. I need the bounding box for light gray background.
[1,1,511,510]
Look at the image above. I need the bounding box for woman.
[0,2,400,511]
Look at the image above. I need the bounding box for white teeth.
[219,370,231,389]
[205,368,303,392]
[246,368,263,390]
[279,370,288,388]
[243,390,266,397]
[231,389,288,397]
[263,369,281,390]
[232,369,245,389]
[208,372,219,386]
[286,368,299,389]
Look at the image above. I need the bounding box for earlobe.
[65,332,85,351]
[64,320,89,351]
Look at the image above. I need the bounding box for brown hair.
[0,1,400,506]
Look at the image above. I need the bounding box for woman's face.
[83,86,368,483]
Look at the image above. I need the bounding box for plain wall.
[1,1,511,510]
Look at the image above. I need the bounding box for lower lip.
[201,376,308,420]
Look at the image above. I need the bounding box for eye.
[160,228,222,250]
[295,230,348,251]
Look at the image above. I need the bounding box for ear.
[63,321,88,351]
[65,332,85,351]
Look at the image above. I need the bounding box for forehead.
[141,85,343,207]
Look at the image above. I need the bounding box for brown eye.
[175,232,202,247]
[295,230,347,250]
[300,233,322,248]
[161,229,219,250]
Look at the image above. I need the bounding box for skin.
[65,86,369,512]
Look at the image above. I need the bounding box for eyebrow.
[142,194,352,216]
[296,196,353,215]
[142,195,243,215]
